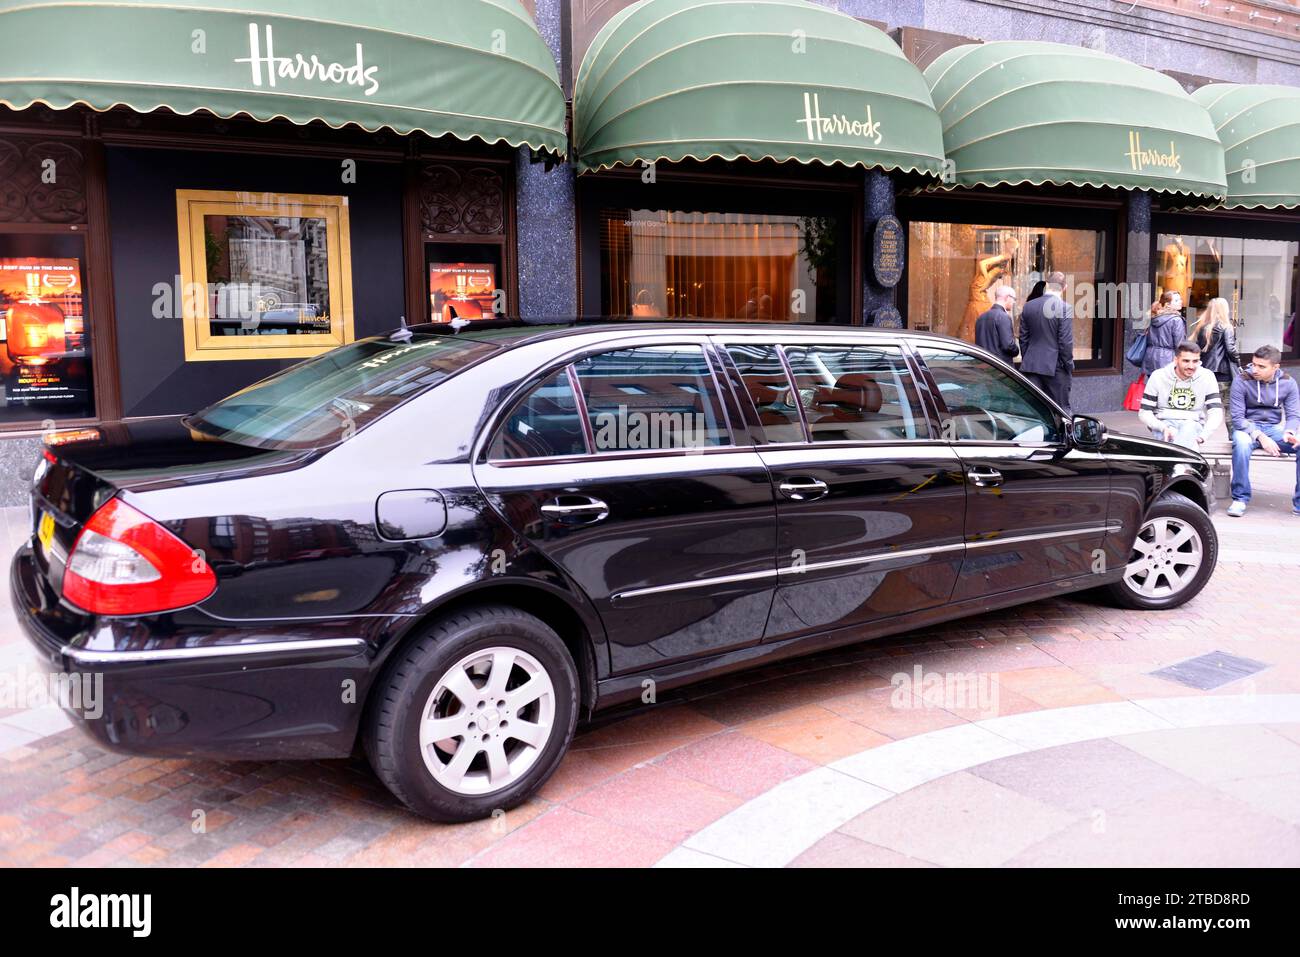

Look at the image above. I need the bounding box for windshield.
[185,334,499,450]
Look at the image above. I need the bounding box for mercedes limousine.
[12,321,1217,821]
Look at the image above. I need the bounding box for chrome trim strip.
[965,524,1117,550]
[63,637,368,665]
[612,567,779,601]
[777,541,965,576]
[610,524,1121,601]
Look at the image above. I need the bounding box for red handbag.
[1124,374,1146,412]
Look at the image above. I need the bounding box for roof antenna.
[390,314,413,343]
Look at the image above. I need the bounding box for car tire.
[364,604,578,822]
[1104,491,1217,611]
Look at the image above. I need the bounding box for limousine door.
[719,339,967,644]
[911,345,1113,600]
[474,340,778,677]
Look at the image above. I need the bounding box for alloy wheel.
[1123,516,1204,599]
[418,646,556,796]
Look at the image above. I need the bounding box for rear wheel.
[1105,491,1217,610]
[364,605,578,822]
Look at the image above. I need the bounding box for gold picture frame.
[175,189,354,361]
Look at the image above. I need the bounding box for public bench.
[1198,437,1296,503]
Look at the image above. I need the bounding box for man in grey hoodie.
[1227,344,1300,517]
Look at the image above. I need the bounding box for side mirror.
[1071,415,1107,448]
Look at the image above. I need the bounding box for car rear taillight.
[63,498,215,615]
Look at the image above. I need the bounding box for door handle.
[541,495,609,524]
[778,477,829,501]
[966,467,1003,488]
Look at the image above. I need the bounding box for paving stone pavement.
[1,450,1298,868]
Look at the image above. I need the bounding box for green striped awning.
[573,0,946,177]
[1193,84,1300,209]
[0,0,566,155]
[924,41,1227,199]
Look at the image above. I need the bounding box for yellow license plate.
[37,511,55,553]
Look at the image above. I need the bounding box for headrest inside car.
[814,373,883,415]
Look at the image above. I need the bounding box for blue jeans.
[1230,425,1300,508]
[1150,419,1204,450]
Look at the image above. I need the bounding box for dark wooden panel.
[418,162,508,239]
[0,133,87,225]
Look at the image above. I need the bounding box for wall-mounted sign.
[870,306,903,329]
[872,215,904,288]
[430,263,497,322]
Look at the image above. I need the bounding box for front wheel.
[364,605,579,822]
[1105,491,1217,610]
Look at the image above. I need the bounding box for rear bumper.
[9,545,374,759]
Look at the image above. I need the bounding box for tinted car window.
[918,347,1061,443]
[724,343,806,443]
[783,344,930,442]
[573,345,730,452]
[489,369,587,460]
[187,334,498,450]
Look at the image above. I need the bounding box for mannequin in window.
[1160,236,1192,304]
[1189,237,1221,310]
[960,235,1019,342]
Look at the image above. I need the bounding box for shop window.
[907,221,1109,366]
[176,190,354,361]
[573,345,730,451]
[1156,232,1299,359]
[0,234,94,425]
[417,161,511,325]
[600,209,842,323]
[783,344,930,442]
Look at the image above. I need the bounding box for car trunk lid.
[30,418,309,599]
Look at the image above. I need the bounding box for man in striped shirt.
[1137,340,1224,450]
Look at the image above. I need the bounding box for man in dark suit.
[975,285,1019,362]
[1017,271,1074,410]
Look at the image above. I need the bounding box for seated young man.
[1227,344,1300,517]
[1137,339,1224,450]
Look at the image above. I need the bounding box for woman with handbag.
[1189,297,1239,436]
[1142,291,1187,378]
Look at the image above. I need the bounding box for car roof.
[400,318,974,350]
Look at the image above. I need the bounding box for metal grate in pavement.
[1151,651,1269,691]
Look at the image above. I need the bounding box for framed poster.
[430,263,497,322]
[0,257,92,416]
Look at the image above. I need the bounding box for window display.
[176,190,354,361]
[0,253,94,423]
[600,209,842,323]
[907,221,1108,365]
[1156,232,1298,359]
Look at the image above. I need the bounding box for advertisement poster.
[0,258,91,415]
[429,263,497,322]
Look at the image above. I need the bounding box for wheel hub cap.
[1123,516,1203,599]
[418,646,555,797]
